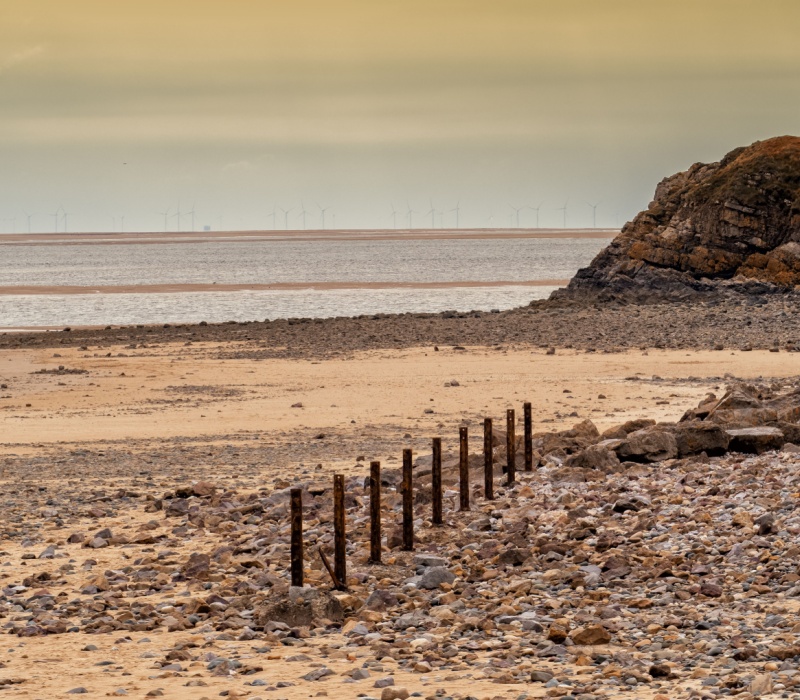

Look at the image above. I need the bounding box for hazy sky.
[1,0,799,232]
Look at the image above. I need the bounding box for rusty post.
[333,473,346,586]
[432,437,443,525]
[506,408,516,485]
[369,461,381,564]
[484,417,494,500]
[290,488,303,587]
[402,448,414,551]
[459,426,469,511]
[524,401,533,471]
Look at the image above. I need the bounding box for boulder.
[564,444,621,471]
[571,624,611,645]
[727,427,785,454]
[601,418,656,440]
[777,421,800,445]
[191,481,217,497]
[615,428,678,462]
[418,566,456,590]
[538,419,601,456]
[182,552,211,581]
[749,673,774,697]
[671,421,730,457]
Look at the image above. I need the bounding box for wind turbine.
[530,202,543,228]
[61,209,72,233]
[51,207,62,233]
[406,201,416,229]
[279,206,293,230]
[487,209,494,228]
[120,215,125,233]
[110,215,116,232]
[187,203,196,232]
[557,201,568,229]
[299,201,307,230]
[317,203,330,230]
[269,207,277,230]
[586,201,601,228]
[24,212,32,233]
[173,202,182,232]
[509,204,524,228]
[159,207,171,232]
[427,200,436,228]
[390,202,398,230]
[450,200,461,229]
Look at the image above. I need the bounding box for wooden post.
[506,409,516,485]
[333,473,346,586]
[484,417,494,500]
[290,488,303,587]
[402,448,414,551]
[524,401,533,472]
[369,461,381,564]
[432,437,443,525]
[459,426,469,511]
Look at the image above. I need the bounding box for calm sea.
[0,236,609,327]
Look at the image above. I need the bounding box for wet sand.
[0,280,569,296]
[0,227,617,246]
[1,343,797,450]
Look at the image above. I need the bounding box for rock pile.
[541,382,800,477]
[553,135,800,304]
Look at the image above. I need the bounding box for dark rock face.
[552,136,800,303]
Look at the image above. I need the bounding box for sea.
[0,234,611,328]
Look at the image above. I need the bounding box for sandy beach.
[2,343,797,449]
[1,329,800,698]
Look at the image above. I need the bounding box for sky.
[1,0,799,233]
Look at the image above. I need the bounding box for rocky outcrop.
[552,136,800,303]
[542,382,800,469]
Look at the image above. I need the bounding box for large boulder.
[672,421,731,457]
[538,419,601,456]
[601,419,656,440]
[705,387,778,427]
[727,427,786,454]
[564,443,621,471]
[615,429,678,463]
[550,136,800,304]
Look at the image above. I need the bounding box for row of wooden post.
[290,402,534,588]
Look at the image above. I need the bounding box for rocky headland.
[553,135,800,304]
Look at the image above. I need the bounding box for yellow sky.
[1,0,799,230]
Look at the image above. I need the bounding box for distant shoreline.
[0,227,617,246]
[0,279,568,296]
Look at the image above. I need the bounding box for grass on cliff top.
[695,135,800,213]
